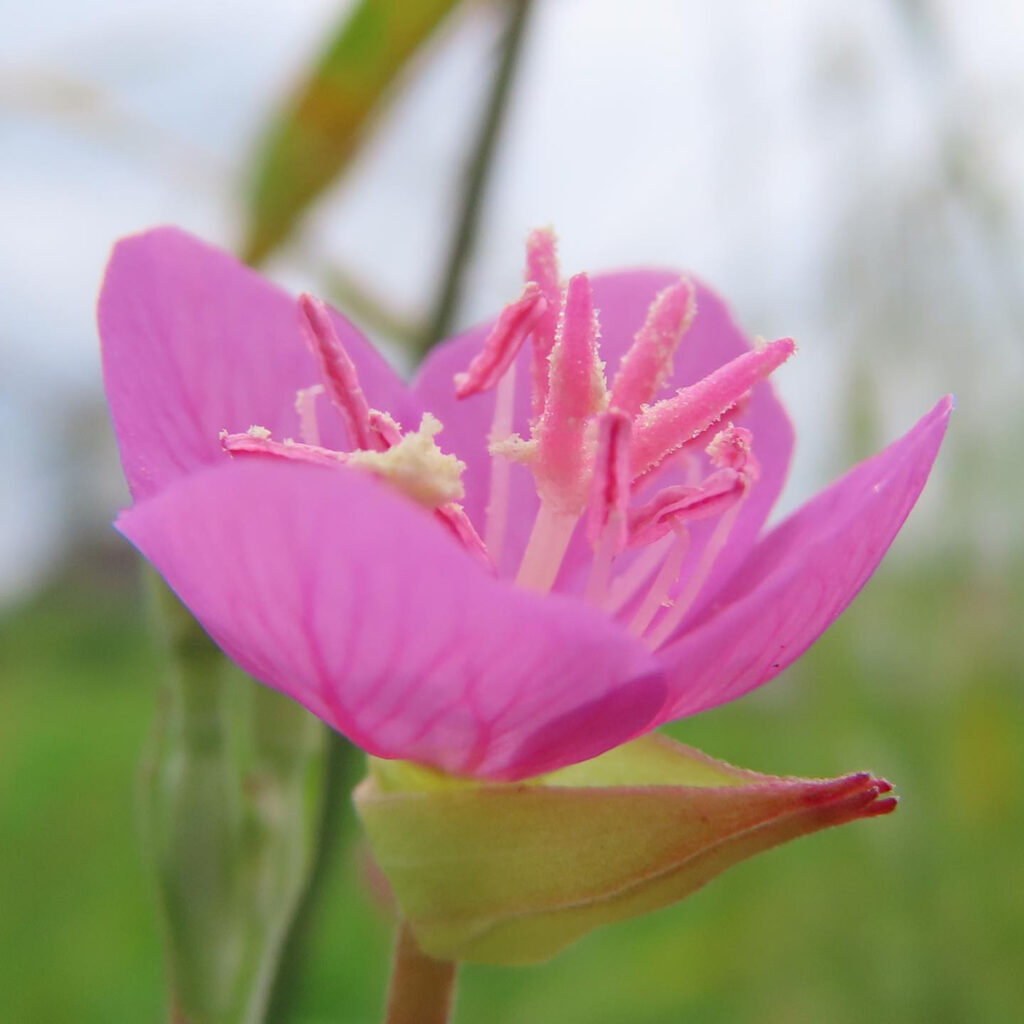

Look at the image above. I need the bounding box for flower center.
[218,230,794,649]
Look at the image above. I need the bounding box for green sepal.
[354,733,894,965]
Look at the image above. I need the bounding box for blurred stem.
[263,732,362,1023]
[416,0,535,357]
[141,572,326,1024]
[384,922,458,1024]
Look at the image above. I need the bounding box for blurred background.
[2,0,1022,1021]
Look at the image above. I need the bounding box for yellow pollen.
[348,413,465,508]
[247,425,272,439]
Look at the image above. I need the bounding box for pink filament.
[516,504,578,593]
[603,533,676,615]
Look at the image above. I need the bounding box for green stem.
[141,572,326,1024]
[416,0,535,356]
[384,922,458,1024]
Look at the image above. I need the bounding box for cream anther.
[348,413,465,509]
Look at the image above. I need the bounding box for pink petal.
[98,227,412,500]
[653,396,952,722]
[117,460,664,780]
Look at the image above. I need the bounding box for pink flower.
[100,227,950,783]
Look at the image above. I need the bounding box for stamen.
[294,385,324,446]
[636,424,760,646]
[610,278,696,416]
[220,429,347,468]
[453,284,546,398]
[533,273,608,512]
[629,525,690,637]
[631,337,794,479]
[298,293,377,451]
[525,227,562,418]
[584,412,632,605]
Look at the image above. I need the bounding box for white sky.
[2,0,1022,601]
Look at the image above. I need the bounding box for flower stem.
[141,571,326,1024]
[416,0,536,356]
[384,922,459,1024]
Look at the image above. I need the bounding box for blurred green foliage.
[243,0,466,265]
[2,549,1020,1023]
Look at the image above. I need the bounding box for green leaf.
[355,733,896,965]
[242,0,466,265]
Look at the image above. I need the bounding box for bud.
[355,733,894,966]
